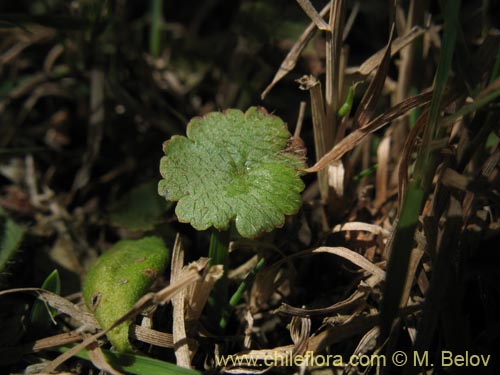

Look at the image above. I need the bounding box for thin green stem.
[219,257,265,330]
[149,0,163,58]
[380,0,461,341]
[207,229,230,332]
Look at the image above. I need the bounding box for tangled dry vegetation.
[1,1,499,374]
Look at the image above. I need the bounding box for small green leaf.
[109,181,170,232]
[29,269,61,332]
[82,236,169,352]
[158,107,305,238]
[0,207,24,276]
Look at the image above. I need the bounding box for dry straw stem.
[170,234,192,368]
[290,316,311,356]
[275,287,365,317]
[331,221,391,237]
[353,25,394,129]
[375,134,391,207]
[305,91,433,173]
[261,3,330,99]
[293,101,307,138]
[354,25,425,76]
[130,324,174,348]
[325,0,346,128]
[295,0,330,31]
[185,261,223,325]
[297,75,329,201]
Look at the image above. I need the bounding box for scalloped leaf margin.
[158,107,305,238]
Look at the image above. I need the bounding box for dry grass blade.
[327,160,345,197]
[290,316,311,356]
[344,326,379,373]
[312,246,386,279]
[130,324,174,348]
[295,0,329,31]
[185,259,223,325]
[398,238,425,311]
[325,0,346,125]
[275,288,365,317]
[153,265,205,305]
[305,91,433,173]
[293,101,307,138]
[441,168,470,191]
[170,234,192,368]
[353,25,394,129]
[274,246,385,317]
[375,134,391,207]
[225,304,419,371]
[87,342,124,375]
[343,2,360,41]
[332,222,391,237]
[0,287,98,328]
[261,3,330,99]
[356,26,425,76]
[308,305,421,354]
[31,331,85,351]
[297,75,330,201]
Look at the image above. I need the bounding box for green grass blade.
[415,0,461,186]
[56,345,201,375]
[442,87,500,126]
[149,0,163,57]
[381,0,461,339]
[489,44,500,84]
[380,180,424,337]
[207,229,230,331]
[0,207,24,276]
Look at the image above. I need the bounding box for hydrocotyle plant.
[158,106,306,239]
[82,236,168,352]
[158,106,306,330]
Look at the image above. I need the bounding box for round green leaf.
[158,107,305,238]
[82,236,169,352]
